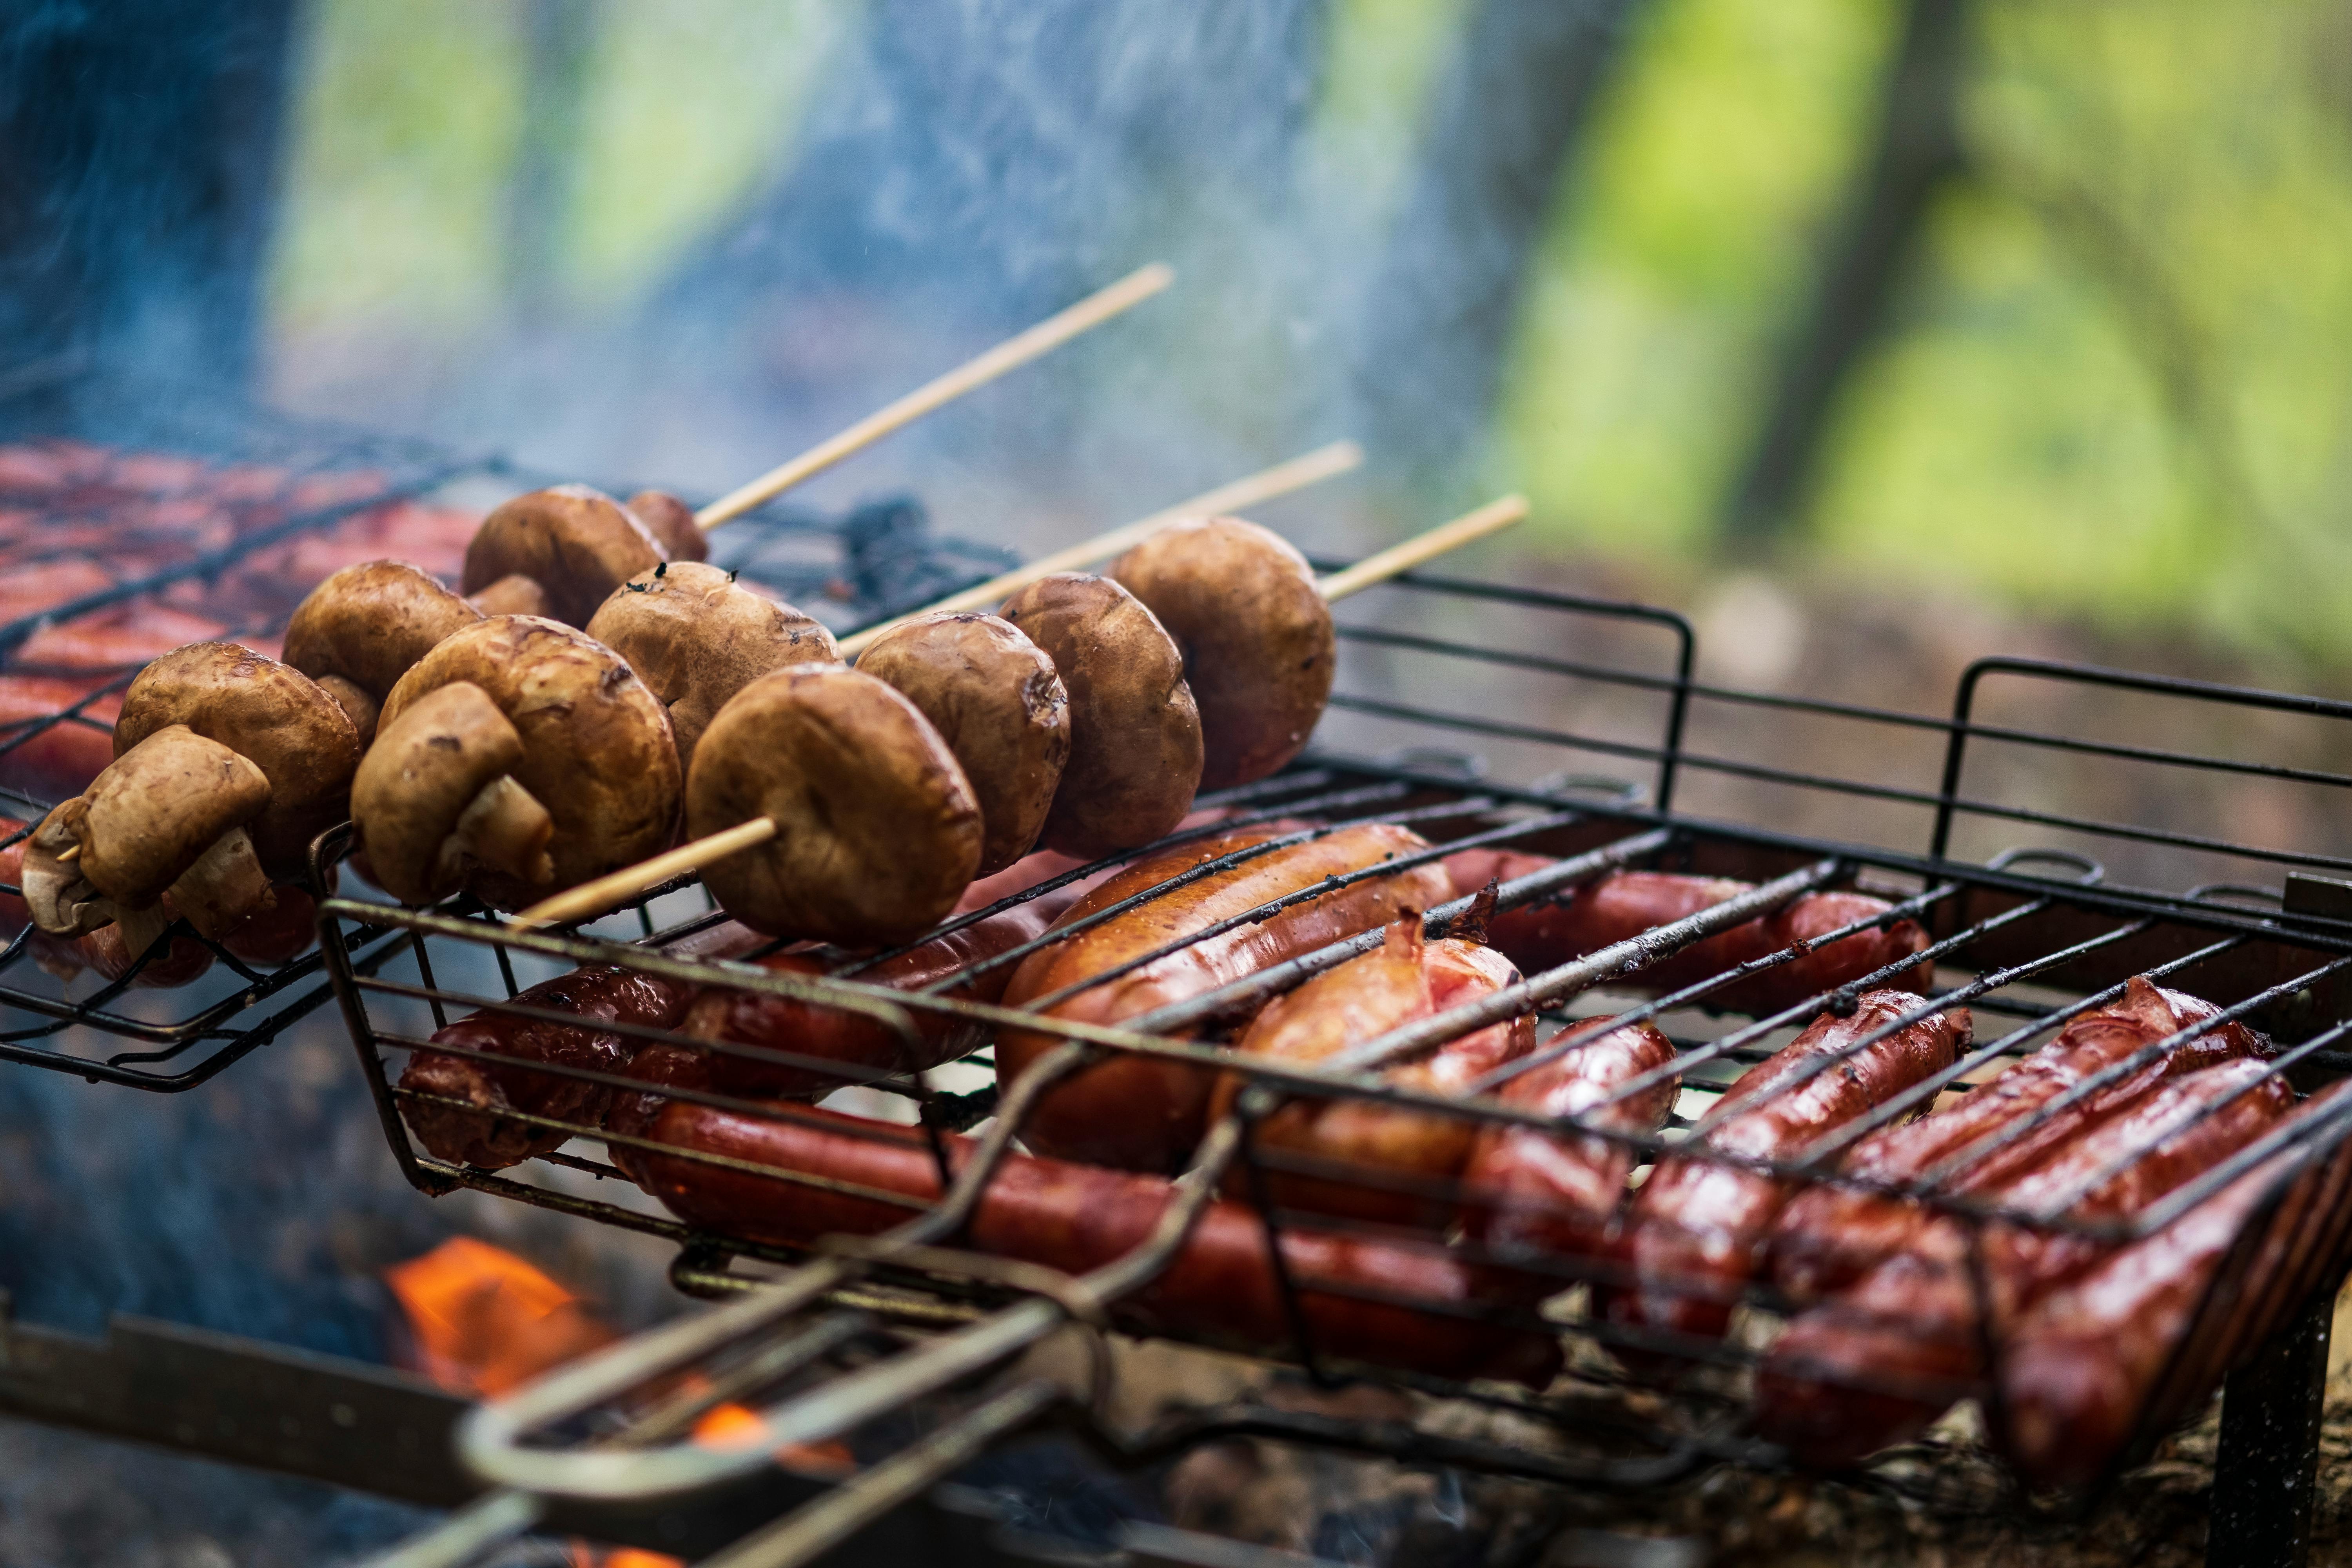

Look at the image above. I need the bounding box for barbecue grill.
[0,372,1012,1089]
[308,561,2352,1568]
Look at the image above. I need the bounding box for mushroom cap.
[465,573,551,619]
[854,611,1070,876]
[625,490,709,563]
[60,725,272,913]
[999,573,1202,859]
[689,663,982,943]
[380,616,682,909]
[351,680,529,906]
[462,484,668,627]
[281,560,483,707]
[1110,516,1335,790]
[114,642,362,879]
[584,562,840,775]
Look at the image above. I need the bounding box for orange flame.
[383,1237,618,1397]
[385,1240,682,1568]
[385,1238,848,1568]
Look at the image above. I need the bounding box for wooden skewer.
[834,439,1364,658]
[54,842,79,864]
[694,263,1176,531]
[1314,492,1527,601]
[508,494,1527,931]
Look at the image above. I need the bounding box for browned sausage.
[1459,1016,1680,1263]
[1996,1083,2352,1490]
[396,921,764,1169]
[1601,993,1969,1356]
[1768,976,2264,1301]
[1443,852,1931,1013]
[628,1099,1563,1385]
[996,823,1456,1174]
[1205,917,1535,1227]
[1755,1055,2295,1470]
[679,887,1085,1099]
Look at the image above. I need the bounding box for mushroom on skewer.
[999,572,1203,859]
[282,560,484,745]
[584,561,838,774]
[23,641,362,950]
[1110,516,1334,791]
[688,663,982,944]
[356,616,680,910]
[852,610,1069,876]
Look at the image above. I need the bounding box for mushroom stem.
[114,901,174,967]
[162,826,275,941]
[24,803,111,937]
[438,775,555,890]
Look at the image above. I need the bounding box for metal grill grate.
[316,562,2352,1561]
[0,373,1017,1088]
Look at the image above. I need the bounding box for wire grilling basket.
[319,561,2352,1564]
[0,371,1018,1089]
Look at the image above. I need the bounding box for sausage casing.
[1444,853,1931,1013]
[1755,1055,2295,1470]
[397,921,762,1169]
[1602,993,1968,1356]
[628,1100,1562,1384]
[996,824,1455,1173]
[1207,918,1534,1227]
[1768,976,2263,1301]
[1459,1016,1679,1265]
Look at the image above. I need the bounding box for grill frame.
[313,560,2352,1551]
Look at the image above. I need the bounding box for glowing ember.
[383,1236,616,1397]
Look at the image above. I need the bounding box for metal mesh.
[315,566,2352,1525]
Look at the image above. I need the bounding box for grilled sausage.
[1459,1016,1680,1265]
[1205,917,1535,1227]
[628,1099,1563,1385]
[995,823,1456,1174]
[1443,853,1932,1013]
[396,920,764,1169]
[1996,1083,2352,1490]
[1755,1055,2296,1470]
[1601,993,1969,1358]
[1768,976,2263,1301]
[679,886,1085,1100]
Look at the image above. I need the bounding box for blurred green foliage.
[1500,0,2352,661]
[269,0,2352,659]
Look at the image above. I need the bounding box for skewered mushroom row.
[15,503,1340,975]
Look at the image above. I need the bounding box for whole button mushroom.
[113,641,364,882]
[461,483,668,628]
[282,560,484,745]
[1000,573,1202,859]
[689,664,982,944]
[584,561,839,775]
[624,490,710,563]
[350,681,552,906]
[1111,516,1335,790]
[22,725,272,942]
[372,616,681,910]
[853,611,1069,876]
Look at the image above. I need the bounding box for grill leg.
[2208,1288,2333,1568]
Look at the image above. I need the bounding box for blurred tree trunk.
[1719,0,1971,548]
[1353,0,1642,490]
[0,0,297,396]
